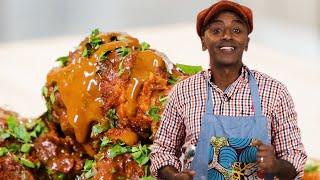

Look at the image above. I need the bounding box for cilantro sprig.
[140,42,150,51]
[82,28,103,57]
[108,143,130,159]
[82,159,96,179]
[106,109,119,128]
[91,123,109,138]
[146,106,161,122]
[56,56,69,67]
[131,144,151,166]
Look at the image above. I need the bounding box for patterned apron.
[190,70,274,180]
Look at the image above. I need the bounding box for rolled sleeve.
[150,86,186,177]
[271,86,307,179]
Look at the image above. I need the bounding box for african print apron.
[190,70,274,180]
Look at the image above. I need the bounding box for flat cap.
[196,0,253,37]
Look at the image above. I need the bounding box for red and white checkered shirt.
[150,66,307,179]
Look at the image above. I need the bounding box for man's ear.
[245,37,250,51]
[201,37,207,51]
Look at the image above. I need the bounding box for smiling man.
[150,0,307,179]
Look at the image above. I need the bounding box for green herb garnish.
[106,109,119,128]
[14,156,38,168]
[20,143,32,153]
[0,129,10,141]
[117,59,125,76]
[140,42,150,51]
[131,145,151,165]
[176,64,203,75]
[42,86,48,98]
[108,144,130,159]
[56,56,69,67]
[100,137,112,148]
[146,106,161,122]
[83,159,96,179]
[91,123,109,138]
[91,28,100,38]
[168,75,179,85]
[99,51,111,61]
[7,116,31,143]
[116,47,131,57]
[0,147,8,156]
[82,47,88,57]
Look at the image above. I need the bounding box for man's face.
[201,11,250,66]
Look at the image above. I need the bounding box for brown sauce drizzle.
[126,51,166,117]
[47,33,139,143]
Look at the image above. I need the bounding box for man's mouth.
[219,46,235,52]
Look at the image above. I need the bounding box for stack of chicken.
[0,29,202,179]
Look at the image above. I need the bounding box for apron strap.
[205,81,214,113]
[248,70,263,117]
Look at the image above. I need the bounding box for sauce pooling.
[47,33,139,143]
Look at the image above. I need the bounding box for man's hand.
[158,166,195,180]
[173,170,195,180]
[253,140,278,173]
[253,140,297,179]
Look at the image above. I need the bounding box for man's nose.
[222,29,232,40]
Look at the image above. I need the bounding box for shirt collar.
[204,65,249,97]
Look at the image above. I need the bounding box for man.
[150,0,307,179]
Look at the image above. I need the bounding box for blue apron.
[190,70,273,180]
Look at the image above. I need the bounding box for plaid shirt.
[150,66,307,179]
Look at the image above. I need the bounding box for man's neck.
[210,63,243,91]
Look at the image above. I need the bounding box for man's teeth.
[220,47,235,51]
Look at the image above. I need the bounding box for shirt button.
[224,94,230,102]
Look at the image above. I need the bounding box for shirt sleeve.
[150,85,186,178]
[271,85,307,179]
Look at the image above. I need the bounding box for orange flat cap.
[196,0,253,37]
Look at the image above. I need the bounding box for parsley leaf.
[82,47,88,57]
[20,143,32,153]
[83,159,96,179]
[6,116,31,143]
[0,129,10,141]
[14,156,38,169]
[49,85,58,105]
[99,50,111,61]
[131,145,151,165]
[91,123,109,138]
[106,109,118,128]
[56,56,69,67]
[100,137,112,148]
[140,42,150,51]
[168,75,179,85]
[91,28,100,38]
[146,106,161,122]
[42,86,48,98]
[108,144,130,159]
[176,64,203,75]
[0,147,8,156]
[83,159,94,171]
[140,176,155,180]
[8,143,20,153]
[116,47,131,57]
[117,59,125,76]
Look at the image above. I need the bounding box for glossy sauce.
[47,54,103,143]
[126,51,166,117]
[47,33,139,143]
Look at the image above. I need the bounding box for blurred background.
[0,0,319,159]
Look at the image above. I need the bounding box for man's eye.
[233,28,241,33]
[212,28,222,34]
